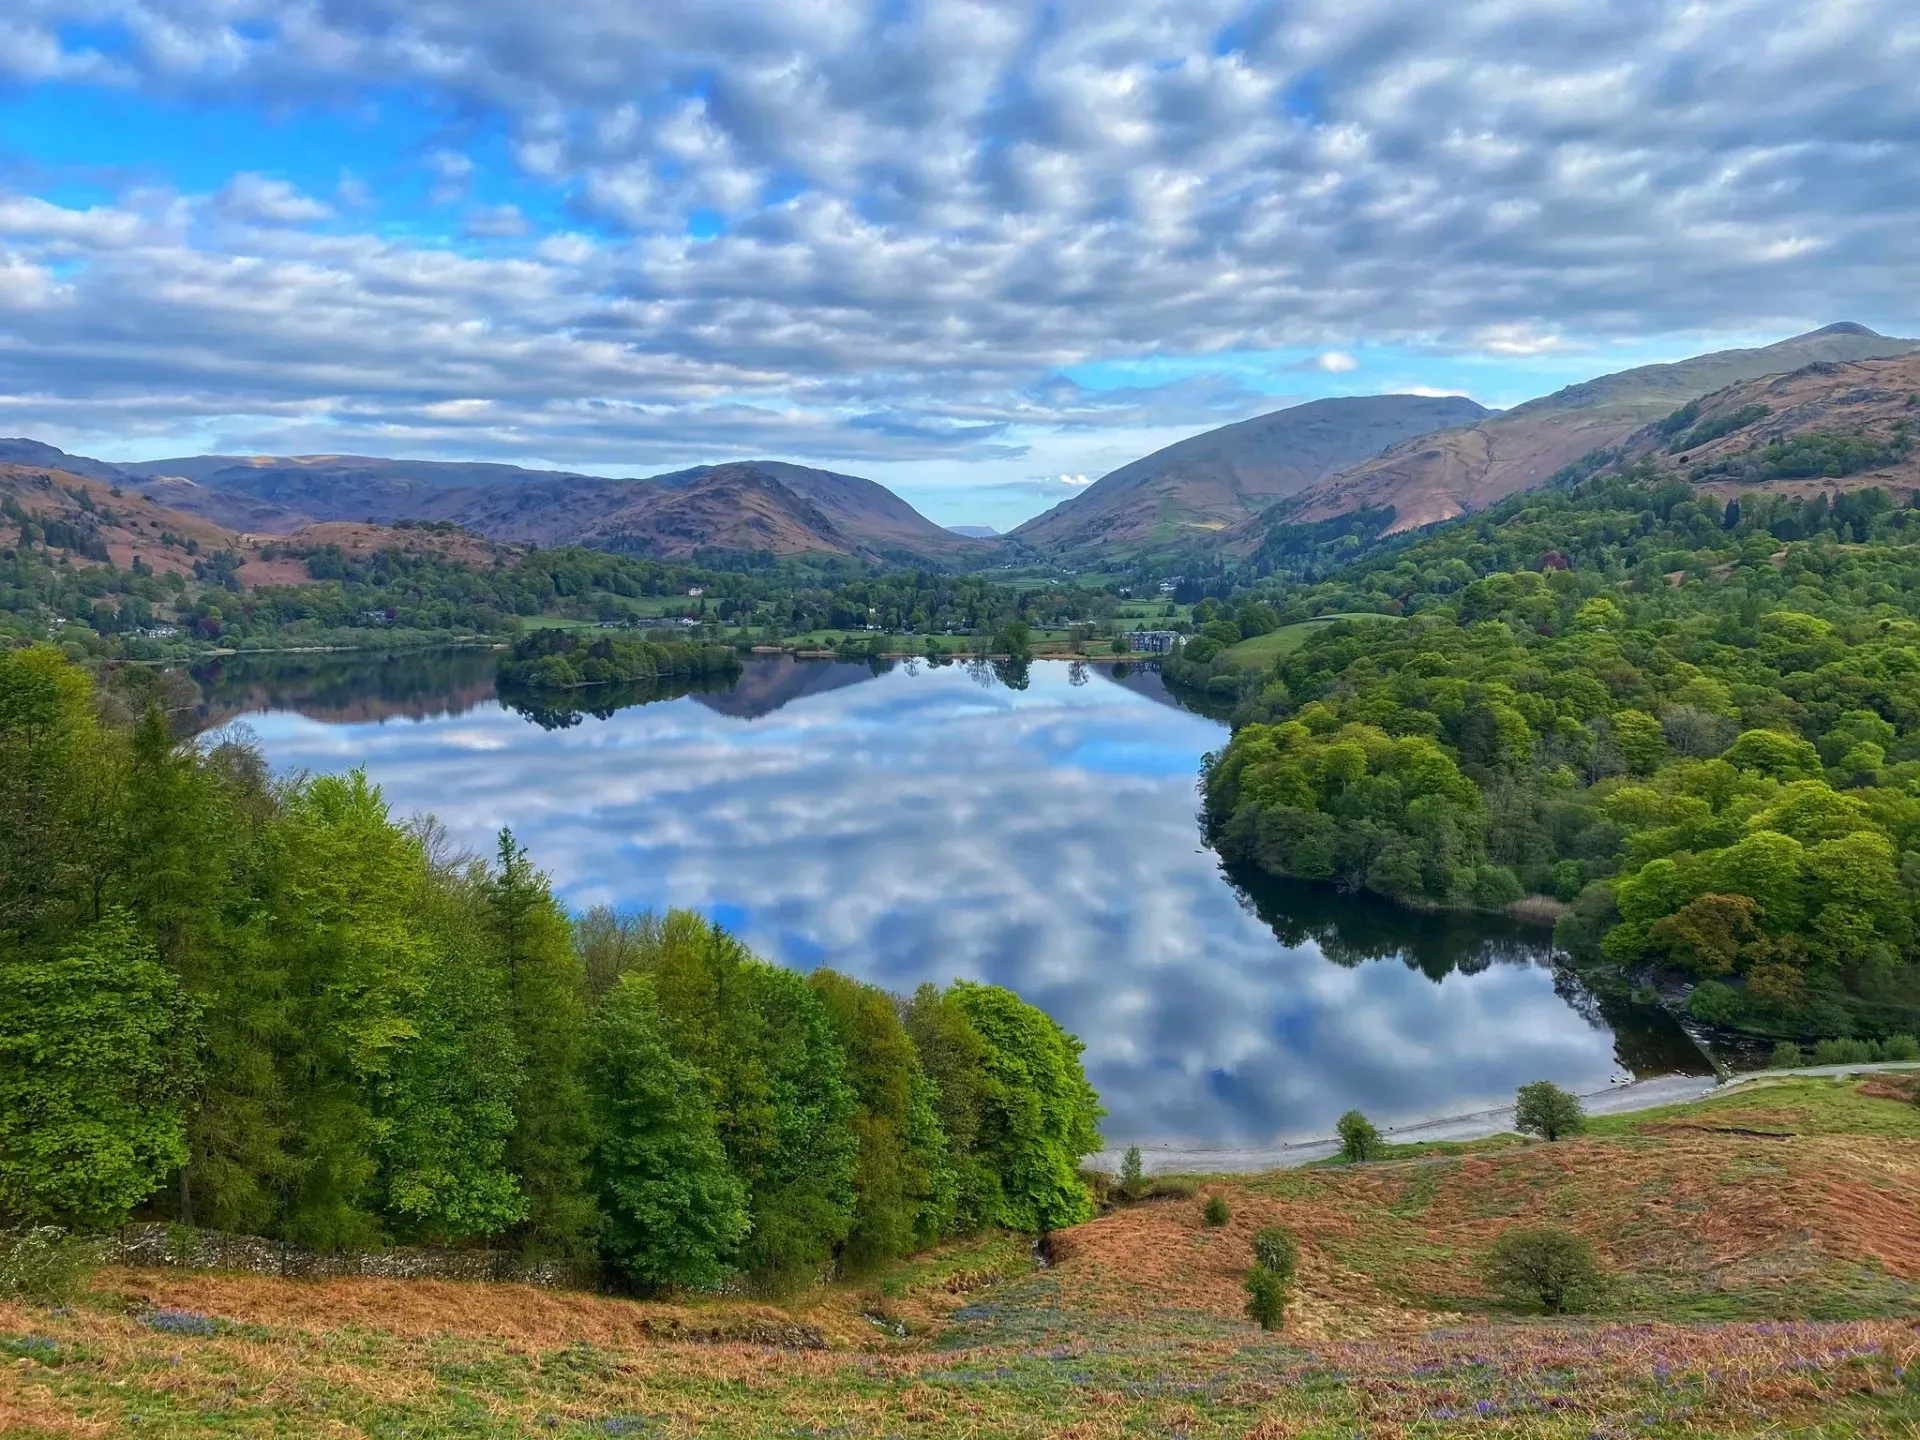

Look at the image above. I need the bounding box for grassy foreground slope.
[9,1076,1920,1437]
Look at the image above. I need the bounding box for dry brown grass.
[99,1267,836,1350]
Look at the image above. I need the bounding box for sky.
[2,2,1918,530]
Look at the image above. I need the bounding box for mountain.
[2,441,979,561]
[1279,323,1920,534]
[947,525,999,538]
[0,437,133,484]
[1011,394,1492,552]
[643,461,981,557]
[1607,349,1920,502]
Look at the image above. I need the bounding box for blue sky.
[2,1,1918,529]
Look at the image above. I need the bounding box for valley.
[13,320,1920,1440]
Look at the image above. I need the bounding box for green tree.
[991,620,1034,663]
[0,915,195,1227]
[1482,1226,1604,1313]
[1514,1080,1585,1141]
[1335,1110,1380,1163]
[586,974,749,1292]
[809,970,949,1269]
[1119,1145,1144,1199]
[639,912,857,1276]
[375,863,527,1242]
[948,981,1103,1232]
[487,830,597,1258]
[271,773,433,1251]
[902,983,1000,1233]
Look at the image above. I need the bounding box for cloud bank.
[2,0,1917,515]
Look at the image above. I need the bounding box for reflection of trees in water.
[1225,862,1554,982]
[499,673,736,730]
[1225,860,1716,1078]
[185,646,501,732]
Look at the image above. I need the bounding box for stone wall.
[107,1223,590,1287]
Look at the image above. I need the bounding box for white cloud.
[213,173,333,225]
[1,0,1918,500]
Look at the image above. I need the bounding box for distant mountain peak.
[1807,321,1880,338]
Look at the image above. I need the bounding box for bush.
[1769,1041,1805,1068]
[0,1227,97,1305]
[1203,1194,1230,1227]
[1482,1226,1604,1314]
[1335,1110,1381,1163]
[1686,980,1744,1026]
[1813,1037,1876,1065]
[1514,1080,1585,1141]
[1251,1225,1297,1284]
[1881,1034,1920,1062]
[1244,1264,1286,1330]
[1119,1145,1144,1200]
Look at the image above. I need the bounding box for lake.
[185,648,1709,1149]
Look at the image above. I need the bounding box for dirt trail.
[1097,1062,1920,1176]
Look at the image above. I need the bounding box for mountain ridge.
[1012,393,1492,553]
[0,440,975,560]
[1276,323,1920,534]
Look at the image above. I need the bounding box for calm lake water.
[186,649,1709,1147]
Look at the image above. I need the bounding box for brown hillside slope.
[1014,393,1489,552]
[18,1078,1920,1438]
[3,463,514,589]
[440,462,871,557]
[115,448,973,560]
[1608,350,1920,504]
[0,464,243,579]
[1284,322,1919,533]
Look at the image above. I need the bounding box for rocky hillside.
[1278,323,1920,534]
[1,441,976,561]
[1,461,518,587]
[1605,350,1920,504]
[1014,394,1490,553]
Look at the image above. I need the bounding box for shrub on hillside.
[1203,1194,1230,1227]
[1336,1110,1381,1163]
[1770,1041,1804,1068]
[0,1228,97,1305]
[1514,1080,1585,1141]
[1813,1037,1876,1065]
[1244,1263,1286,1330]
[1482,1226,1604,1314]
[1119,1145,1144,1200]
[1251,1225,1297,1285]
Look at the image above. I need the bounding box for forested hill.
[1196,473,1920,1046]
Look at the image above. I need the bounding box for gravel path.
[1094,1061,1920,1176]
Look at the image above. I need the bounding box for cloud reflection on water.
[238,656,1654,1145]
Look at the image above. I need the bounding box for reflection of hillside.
[185,648,501,732]
[1224,863,1555,981]
[500,673,739,729]
[1091,660,1191,712]
[1224,861,1714,1077]
[690,655,880,719]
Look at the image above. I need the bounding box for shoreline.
[1093,1061,1920,1176]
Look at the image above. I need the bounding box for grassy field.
[1218,612,1400,670]
[8,1076,1920,1437]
